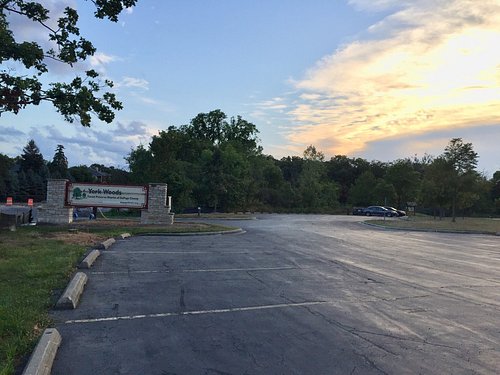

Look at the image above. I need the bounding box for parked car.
[384,206,406,217]
[352,207,365,216]
[363,206,397,217]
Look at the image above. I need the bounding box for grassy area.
[0,220,236,375]
[368,215,500,234]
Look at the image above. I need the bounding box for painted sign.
[6,197,12,205]
[27,198,33,206]
[66,183,148,208]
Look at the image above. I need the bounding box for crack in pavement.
[358,353,389,375]
[328,259,500,309]
[301,304,463,354]
[301,305,398,356]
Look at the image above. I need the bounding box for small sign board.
[66,183,148,209]
[27,198,33,207]
[406,201,417,215]
[6,197,13,206]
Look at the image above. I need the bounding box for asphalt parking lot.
[51,215,500,374]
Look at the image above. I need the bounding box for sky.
[1,0,499,176]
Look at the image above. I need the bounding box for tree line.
[1,110,499,220]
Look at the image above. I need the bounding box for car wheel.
[366,212,371,216]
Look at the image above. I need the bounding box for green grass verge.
[0,221,237,375]
[0,229,87,375]
[368,216,500,235]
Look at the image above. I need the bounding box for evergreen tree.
[0,153,13,200]
[48,145,69,178]
[18,139,47,201]
[20,140,44,172]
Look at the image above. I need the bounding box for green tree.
[303,145,325,162]
[1,0,136,125]
[20,139,44,172]
[48,144,68,178]
[443,138,479,222]
[225,115,261,154]
[298,146,338,210]
[373,179,396,206]
[369,160,388,179]
[0,153,14,199]
[326,155,358,204]
[186,110,260,153]
[248,155,287,210]
[126,144,154,184]
[348,171,377,207]
[17,140,48,201]
[197,144,251,211]
[188,109,227,145]
[420,157,455,218]
[278,156,304,187]
[69,165,93,182]
[385,159,420,208]
[126,111,260,212]
[492,171,500,214]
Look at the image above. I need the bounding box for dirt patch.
[70,219,216,231]
[71,219,141,227]
[45,231,107,246]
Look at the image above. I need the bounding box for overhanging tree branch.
[0,0,137,125]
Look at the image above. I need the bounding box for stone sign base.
[38,179,74,224]
[37,206,74,224]
[38,180,173,225]
[140,183,173,224]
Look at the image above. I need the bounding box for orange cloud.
[287,0,500,156]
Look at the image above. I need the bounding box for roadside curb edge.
[21,328,61,375]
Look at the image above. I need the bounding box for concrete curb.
[362,221,497,236]
[56,272,88,309]
[22,328,61,375]
[98,237,116,249]
[119,232,131,239]
[78,249,101,269]
[136,228,245,237]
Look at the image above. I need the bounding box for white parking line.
[90,266,299,275]
[65,301,328,324]
[185,266,298,273]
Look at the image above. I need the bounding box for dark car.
[363,206,397,217]
[384,206,406,217]
[352,207,365,216]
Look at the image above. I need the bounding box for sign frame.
[65,182,149,209]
